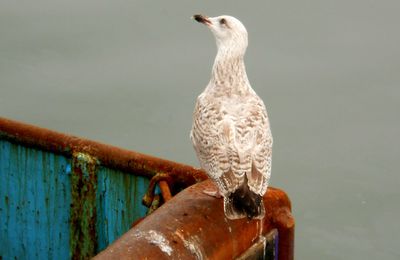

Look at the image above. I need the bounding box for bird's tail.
[223,176,265,220]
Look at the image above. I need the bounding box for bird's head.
[193,14,248,56]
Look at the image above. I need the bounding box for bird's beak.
[193,14,212,26]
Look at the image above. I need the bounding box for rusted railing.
[0,117,294,259]
[0,117,207,187]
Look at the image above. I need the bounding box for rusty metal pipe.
[94,180,294,260]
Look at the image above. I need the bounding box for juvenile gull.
[190,14,273,219]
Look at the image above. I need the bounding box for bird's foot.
[203,188,223,198]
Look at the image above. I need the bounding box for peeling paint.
[183,238,203,260]
[134,230,173,256]
[70,152,99,259]
[96,167,149,251]
[174,230,204,260]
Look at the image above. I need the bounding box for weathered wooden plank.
[0,140,71,259]
[96,166,149,251]
[0,139,152,259]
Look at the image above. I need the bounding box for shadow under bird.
[190,14,273,219]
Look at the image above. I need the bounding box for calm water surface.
[1,1,399,259]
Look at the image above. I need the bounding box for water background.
[1,1,399,259]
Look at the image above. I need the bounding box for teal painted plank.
[0,140,71,260]
[1,139,152,258]
[96,166,149,251]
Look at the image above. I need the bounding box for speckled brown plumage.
[191,15,273,219]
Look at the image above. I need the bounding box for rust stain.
[70,152,99,260]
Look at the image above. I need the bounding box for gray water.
[1,1,399,259]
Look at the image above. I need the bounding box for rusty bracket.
[159,181,172,202]
[142,173,173,208]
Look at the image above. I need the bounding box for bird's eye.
[219,18,227,25]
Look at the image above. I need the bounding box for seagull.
[190,14,273,220]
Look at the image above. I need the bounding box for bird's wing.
[191,93,273,196]
[245,97,273,196]
[191,94,244,195]
[216,95,272,196]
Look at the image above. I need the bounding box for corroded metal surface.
[70,152,99,259]
[0,117,208,186]
[142,173,172,207]
[158,181,172,202]
[94,180,295,260]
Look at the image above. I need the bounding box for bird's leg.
[203,187,223,198]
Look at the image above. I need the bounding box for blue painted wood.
[0,140,72,260]
[0,139,151,259]
[96,166,149,251]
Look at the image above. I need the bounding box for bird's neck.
[209,48,251,95]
